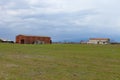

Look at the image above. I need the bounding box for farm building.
[0,39,3,42]
[0,38,14,43]
[87,38,110,44]
[16,35,52,44]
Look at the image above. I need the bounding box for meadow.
[0,43,120,80]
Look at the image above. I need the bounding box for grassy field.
[0,43,120,80]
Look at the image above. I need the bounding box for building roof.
[89,38,110,40]
[16,34,50,38]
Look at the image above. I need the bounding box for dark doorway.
[21,39,24,44]
[97,41,100,44]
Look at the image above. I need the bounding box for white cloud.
[0,0,120,41]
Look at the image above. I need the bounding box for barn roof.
[16,34,50,38]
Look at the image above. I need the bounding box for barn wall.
[16,35,51,44]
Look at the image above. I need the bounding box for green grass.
[0,43,120,80]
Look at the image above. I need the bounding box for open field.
[0,43,120,80]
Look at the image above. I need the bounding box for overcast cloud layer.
[0,0,120,42]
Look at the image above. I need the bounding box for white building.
[87,38,110,44]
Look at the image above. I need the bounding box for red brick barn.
[16,35,52,44]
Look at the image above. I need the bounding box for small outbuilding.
[0,39,3,42]
[0,38,14,43]
[87,38,110,44]
[16,34,52,44]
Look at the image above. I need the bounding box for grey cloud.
[0,0,120,42]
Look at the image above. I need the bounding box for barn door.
[21,39,24,44]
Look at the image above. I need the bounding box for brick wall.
[16,35,51,44]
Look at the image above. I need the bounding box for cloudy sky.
[0,0,120,42]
